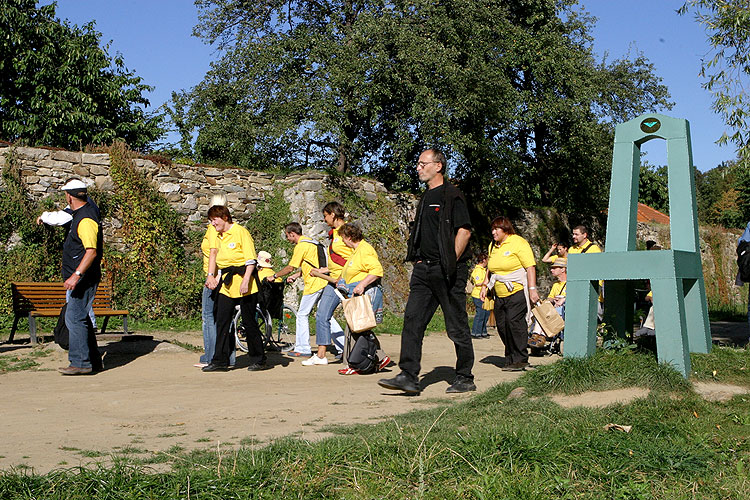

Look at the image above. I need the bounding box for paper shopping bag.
[341,294,377,333]
[531,301,565,336]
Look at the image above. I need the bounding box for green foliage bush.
[243,188,292,267]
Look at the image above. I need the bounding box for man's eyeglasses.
[417,161,439,168]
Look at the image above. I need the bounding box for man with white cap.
[56,179,104,375]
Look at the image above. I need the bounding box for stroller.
[528,302,564,356]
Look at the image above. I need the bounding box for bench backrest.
[11,281,115,314]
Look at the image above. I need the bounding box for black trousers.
[398,261,474,381]
[212,292,265,366]
[494,290,529,364]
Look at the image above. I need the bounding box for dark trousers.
[398,261,474,381]
[213,292,265,366]
[494,290,529,364]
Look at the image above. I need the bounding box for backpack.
[252,271,285,319]
[53,303,69,350]
[347,331,379,374]
[738,240,750,282]
[303,239,328,269]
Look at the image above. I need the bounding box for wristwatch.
[74,270,83,277]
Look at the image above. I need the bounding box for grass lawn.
[2,346,749,498]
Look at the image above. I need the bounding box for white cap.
[209,193,227,207]
[60,179,88,191]
[257,251,273,268]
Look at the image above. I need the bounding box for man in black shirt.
[378,148,475,394]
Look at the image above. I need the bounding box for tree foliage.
[0,0,164,150]
[695,159,750,228]
[638,162,669,214]
[679,0,750,160]
[176,0,671,215]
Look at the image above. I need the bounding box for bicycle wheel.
[233,304,271,353]
[274,304,297,348]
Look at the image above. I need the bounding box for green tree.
[638,162,669,214]
[0,0,164,150]
[178,0,670,215]
[679,1,750,160]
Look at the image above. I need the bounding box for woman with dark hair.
[480,216,539,371]
[203,205,266,372]
[469,251,490,339]
[312,201,351,359]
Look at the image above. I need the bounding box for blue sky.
[51,0,737,172]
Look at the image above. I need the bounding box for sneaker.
[247,362,269,371]
[286,351,312,357]
[301,354,329,366]
[58,365,92,375]
[377,355,391,371]
[338,367,359,375]
[501,362,528,372]
[378,372,420,394]
[193,363,208,368]
[445,377,477,393]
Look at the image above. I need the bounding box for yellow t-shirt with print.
[548,281,567,299]
[289,236,327,295]
[200,224,218,275]
[470,265,487,299]
[342,240,383,284]
[215,223,258,298]
[77,218,99,249]
[487,234,536,298]
[327,227,354,280]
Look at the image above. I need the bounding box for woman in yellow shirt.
[480,216,539,372]
[203,205,266,372]
[313,202,352,360]
[469,252,490,339]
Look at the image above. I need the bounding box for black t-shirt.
[415,184,471,261]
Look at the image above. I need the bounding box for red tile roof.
[637,203,670,224]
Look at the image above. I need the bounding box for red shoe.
[338,367,359,375]
[378,355,391,371]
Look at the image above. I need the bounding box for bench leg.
[100,316,110,335]
[122,316,128,335]
[29,315,38,345]
[8,316,20,343]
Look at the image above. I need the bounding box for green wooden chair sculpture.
[565,113,711,377]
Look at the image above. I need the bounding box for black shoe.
[378,372,420,394]
[247,362,269,371]
[202,363,230,372]
[446,377,476,393]
[501,362,527,372]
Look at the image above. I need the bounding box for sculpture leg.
[682,278,711,354]
[650,278,691,377]
[563,279,599,357]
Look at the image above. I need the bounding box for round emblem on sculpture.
[640,117,661,133]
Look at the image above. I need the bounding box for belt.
[417,259,441,266]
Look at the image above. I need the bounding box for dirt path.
[1,329,557,473]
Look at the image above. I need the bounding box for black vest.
[62,202,102,286]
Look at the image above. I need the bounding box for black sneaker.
[501,362,527,372]
[247,362,269,371]
[202,363,230,372]
[378,372,420,394]
[445,377,476,393]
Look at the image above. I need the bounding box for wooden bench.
[9,281,129,344]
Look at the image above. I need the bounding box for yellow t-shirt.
[487,234,536,298]
[215,223,258,298]
[470,265,487,299]
[548,281,567,299]
[342,240,383,284]
[201,224,218,275]
[327,226,354,280]
[78,218,99,249]
[569,239,603,302]
[569,240,601,254]
[258,267,282,283]
[289,236,327,295]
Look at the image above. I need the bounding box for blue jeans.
[66,282,102,370]
[471,297,489,336]
[201,286,235,365]
[66,288,97,329]
[314,285,345,352]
